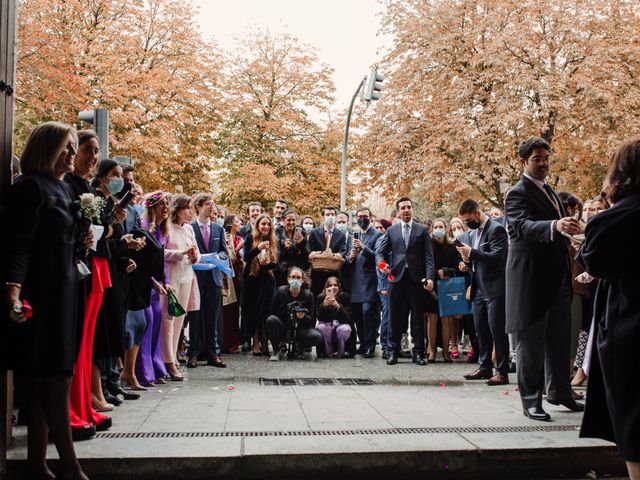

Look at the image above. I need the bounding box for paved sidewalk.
[7,353,624,479]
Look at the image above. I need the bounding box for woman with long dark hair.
[241,213,278,355]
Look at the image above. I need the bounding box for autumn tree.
[215,27,342,216]
[355,0,640,208]
[15,0,223,192]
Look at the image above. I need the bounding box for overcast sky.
[192,0,391,112]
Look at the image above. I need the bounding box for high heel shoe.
[168,370,183,381]
[451,350,460,360]
[442,352,453,363]
[427,352,436,363]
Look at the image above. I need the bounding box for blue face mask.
[325,216,335,227]
[432,229,446,239]
[107,177,125,195]
[289,279,302,289]
[216,218,224,227]
[336,224,347,233]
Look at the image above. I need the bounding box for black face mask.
[357,217,370,230]
[466,219,481,230]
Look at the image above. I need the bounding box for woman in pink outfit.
[162,194,200,380]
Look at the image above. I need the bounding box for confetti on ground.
[171,388,178,392]
[439,383,446,388]
[227,385,236,391]
[211,387,220,390]
[503,391,510,395]
[515,388,520,392]
[157,389,163,393]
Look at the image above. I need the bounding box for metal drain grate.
[259,377,375,386]
[97,425,580,439]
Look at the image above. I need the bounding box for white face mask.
[452,230,464,238]
[336,224,347,233]
[303,224,313,233]
[325,216,336,227]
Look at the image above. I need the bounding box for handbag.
[437,277,472,317]
[167,291,186,317]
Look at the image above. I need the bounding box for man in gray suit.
[505,137,584,421]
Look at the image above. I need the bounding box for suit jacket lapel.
[522,177,561,219]
[192,221,207,253]
[208,225,215,253]
[406,221,418,249]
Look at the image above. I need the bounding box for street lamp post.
[340,77,366,211]
[340,67,384,211]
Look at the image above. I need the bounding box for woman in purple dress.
[135,192,173,385]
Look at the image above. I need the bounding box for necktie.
[543,183,561,216]
[403,223,410,247]
[201,223,210,249]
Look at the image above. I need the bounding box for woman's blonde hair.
[20,121,78,176]
[143,192,170,236]
[249,214,278,276]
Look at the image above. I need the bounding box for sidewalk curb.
[7,444,625,479]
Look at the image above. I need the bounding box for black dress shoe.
[523,406,551,421]
[386,353,398,365]
[508,361,517,373]
[412,354,427,366]
[241,342,251,353]
[546,398,584,412]
[463,369,493,380]
[104,392,122,406]
[382,351,388,360]
[122,391,140,400]
[363,348,375,358]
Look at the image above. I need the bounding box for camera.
[286,301,309,357]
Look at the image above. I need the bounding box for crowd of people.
[1,123,638,479]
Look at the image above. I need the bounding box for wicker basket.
[309,249,345,272]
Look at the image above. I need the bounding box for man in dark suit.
[347,208,382,357]
[456,199,510,386]
[505,136,584,421]
[307,206,348,296]
[376,197,435,366]
[187,193,228,368]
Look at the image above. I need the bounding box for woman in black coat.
[577,139,640,478]
[2,122,88,479]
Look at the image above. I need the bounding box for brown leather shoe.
[486,373,509,386]
[207,356,227,368]
[464,369,493,380]
[186,356,198,368]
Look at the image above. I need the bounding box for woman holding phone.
[316,277,353,357]
[276,208,310,287]
[242,214,278,355]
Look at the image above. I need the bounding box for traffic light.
[78,108,109,160]
[363,67,384,102]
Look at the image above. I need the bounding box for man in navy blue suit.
[457,199,510,386]
[187,194,228,368]
[348,208,382,357]
[376,197,435,366]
